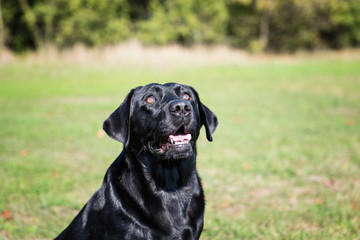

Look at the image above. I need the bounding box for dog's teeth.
[168,139,190,145]
[171,140,190,145]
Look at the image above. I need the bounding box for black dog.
[55,83,218,240]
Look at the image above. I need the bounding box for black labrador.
[55,83,218,240]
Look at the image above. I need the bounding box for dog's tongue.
[169,134,192,142]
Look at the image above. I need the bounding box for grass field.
[1,50,360,239]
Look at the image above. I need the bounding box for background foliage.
[1,0,360,52]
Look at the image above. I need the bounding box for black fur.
[55,83,218,240]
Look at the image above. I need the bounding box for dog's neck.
[153,158,196,192]
[125,148,197,192]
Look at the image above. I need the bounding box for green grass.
[1,56,360,239]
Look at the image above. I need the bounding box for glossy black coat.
[55,83,218,240]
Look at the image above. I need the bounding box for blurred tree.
[0,0,4,49]
[226,0,258,49]
[128,0,150,21]
[269,0,320,52]
[55,0,131,47]
[138,0,227,45]
[193,0,228,44]
[0,0,359,52]
[258,0,277,50]
[17,0,44,48]
[318,0,360,48]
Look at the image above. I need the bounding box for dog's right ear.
[103,89,135,144]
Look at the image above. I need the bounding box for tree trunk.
[259,0,271,50]
[251,0,257,10]
[17,0,43,49]
[0,0,5,49]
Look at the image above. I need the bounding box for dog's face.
[103,83,217,160]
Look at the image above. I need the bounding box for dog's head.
[103,83,217,160]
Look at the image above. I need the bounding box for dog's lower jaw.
[147,141,194,161]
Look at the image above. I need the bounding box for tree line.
[1,0,359,52]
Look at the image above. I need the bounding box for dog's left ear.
[191,87,218,142]
[103,89,135,145]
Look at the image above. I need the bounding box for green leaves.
[1,0,360,52]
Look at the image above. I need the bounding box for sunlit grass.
[1,53,360,239]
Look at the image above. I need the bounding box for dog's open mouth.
[168,133,191,145]
[150,126,192,155]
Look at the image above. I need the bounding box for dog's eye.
[183,94,190,101]
[146,96,155,104]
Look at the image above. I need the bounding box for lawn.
[1,53,360,239]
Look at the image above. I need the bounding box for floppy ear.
[103,89,135,144]
[191,88,218,142]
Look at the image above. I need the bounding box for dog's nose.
[169,100,192,117]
